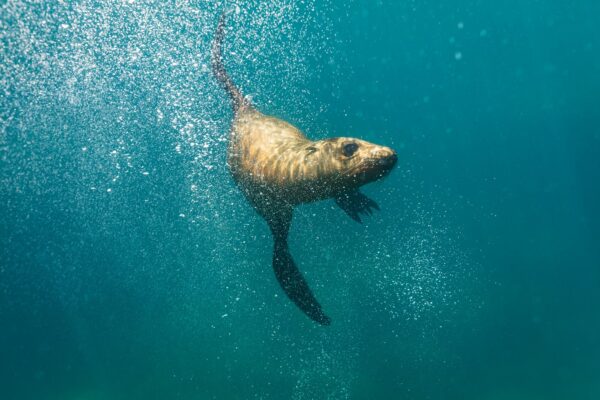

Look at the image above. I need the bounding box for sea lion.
[211,13,397,325]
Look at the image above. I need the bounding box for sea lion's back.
[229,111,307,182]
[235,111,306,143]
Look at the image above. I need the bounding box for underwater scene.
[1,1,599,399]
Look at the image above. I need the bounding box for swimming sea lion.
[211,13,397,325]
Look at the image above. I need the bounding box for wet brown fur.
[229,108,396,208]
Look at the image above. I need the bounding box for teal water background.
[1,1,599,399]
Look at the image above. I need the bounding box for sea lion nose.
[378,152,397,167]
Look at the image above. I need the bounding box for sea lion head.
[309,137,397,192]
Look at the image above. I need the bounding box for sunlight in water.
[3,0,598,399]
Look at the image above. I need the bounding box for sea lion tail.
[211,12,246,111]
[268,208,331,325]
[273,239,332,326]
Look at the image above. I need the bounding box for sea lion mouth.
[377,153,397,168]
[354,154,397,181]
[342,153,397,188]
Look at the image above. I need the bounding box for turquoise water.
[1,1,599,399]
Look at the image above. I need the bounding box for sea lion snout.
[374,150,397,176]
[378,153,397,167]
[368,145,396,161]
[366,145,397,170]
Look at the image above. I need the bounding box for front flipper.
[334,190,380,223]
[267,207,331,325]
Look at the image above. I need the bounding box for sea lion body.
[229,109,396,206]
[212,14,397,325]
[229,110,320,204]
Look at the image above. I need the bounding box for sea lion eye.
[342,142,359,157]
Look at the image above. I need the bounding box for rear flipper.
[335,190,380,223]
[266,206,331,325]
[273,239,331,325]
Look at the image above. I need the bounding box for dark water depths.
[1,1,599,399]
